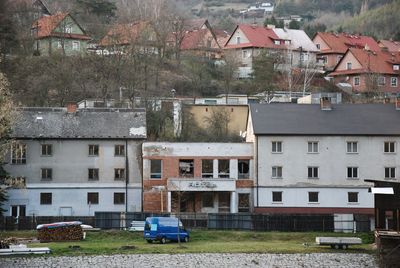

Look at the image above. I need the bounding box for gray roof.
[250,103,400,136]
[12,108,146,139]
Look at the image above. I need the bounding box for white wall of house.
[3,139,143,216]
[255,135,399,208]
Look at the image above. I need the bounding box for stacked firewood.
[37,222,83,242]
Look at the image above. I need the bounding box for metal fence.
[0,213,371,232]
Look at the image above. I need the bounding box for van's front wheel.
[160,237,166,244]
[146,240,153,244]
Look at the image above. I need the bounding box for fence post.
[322,218,325,232]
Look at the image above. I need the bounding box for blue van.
[144,217,189,244]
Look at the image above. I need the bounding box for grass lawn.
[0,230,376,256]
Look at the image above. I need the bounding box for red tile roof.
[180,29,220,50]
[224,24,284,49]
[32,13,90,40]
[316,32,380,54]
[379,40,400,53]
[99,21,150,46]
[330,48,400,76]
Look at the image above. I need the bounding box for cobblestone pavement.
[0,253,377,268]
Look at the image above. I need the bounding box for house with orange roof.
[31,12,91,56]
[329,48,400,94]
[379,40,400,53]
[224,24,318,78]
[313,32,380,72]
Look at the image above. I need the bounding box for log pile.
[37,221,83,242]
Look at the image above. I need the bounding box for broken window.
[238,160,249,179]
[218,160,230,178]
[202,193,214,208]
[202,159,213,178]
[179,159,194,177]
[238,193,250,212]
[150,159,162,179]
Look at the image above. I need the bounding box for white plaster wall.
[4,187,142,216]
[257,187,373,208]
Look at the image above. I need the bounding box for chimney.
[396,96,400,110]
[67,102,78,113]
[320,97,332,110]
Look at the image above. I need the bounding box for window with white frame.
[378,76,386,86]
[385,167,396,179]
[11,143,27,164]
[114,168,125,180]
[347,141,358,153]
[218,159,230,178]
[308,166,319,179]
[391,77,398,87]
[72,41,80,51]
[65,26,72,33]
[201,159,213,178]
[236,36,240,44]
[354,77,360,86]
[238,159,250,179]
[384,141,395,153]
[41,168,52,180]
[307,141,318,153]
[348,192,358,203]
[346,62,352,70]
[272,166,282,179]
[88,144,99,156]
[41,144,52,156]
[347,167,358,179]
[272,141,282,153]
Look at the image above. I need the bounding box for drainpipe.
[125,139,129,213]
[256,137,259,208]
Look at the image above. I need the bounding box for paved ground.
[0,253,378,268]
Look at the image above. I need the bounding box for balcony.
[167,178,236,192]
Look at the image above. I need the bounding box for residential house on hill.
[98,21,159,54]
[2,104,146,217]
[224,24,318,78]
[32,12,91,56]
[329,48,400,94]
[246,101,400,228]
[313,32,381,71]
[379,40,400,53]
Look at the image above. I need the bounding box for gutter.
[125,139,129,213]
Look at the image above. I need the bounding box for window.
[393,65,399,71]
[391,77,398,87]
[114,168,125,180]
[308,167,319,179]
[179,159,194,177]
[242,50,248,58]
[88,168,99,180]
[272,141,282,153]
[88,145,99,156]
[41,144,52,156]
[385,167,396,179]
[150,159,162,179]
[41,168,52,180]
[114,145,125,156]
[347,167,358,179]
[202,193,214,208]
[202,159,213,178]
[346,62,352,70]
[40,193,52,205]
[238,194,250,212]
[274,40,280,45]
[238,159,250,179]
[347,142,358,153]
[300,53,309,62]
[348,192,358,203]
[378,76,386,86]
[87,192,99,204]
[316,44,320,49]
[114,192,125,205]
[218,160,230,178]
[308,192,319,203]
[272,191,282,202]
[57,41,62,49]
[384,141,395,153]
[272,166,282,179]
[236,36,240,44]
[11,143,26,164]
[353,77,360,86]
[11,205,26,217]
[65,26,72,33]
[72,41,80,50]
[307,142,318,153]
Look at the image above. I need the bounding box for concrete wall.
[3,139,143,216]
